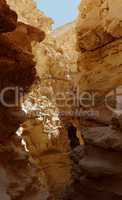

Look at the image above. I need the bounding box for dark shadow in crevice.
[67,124,80,149]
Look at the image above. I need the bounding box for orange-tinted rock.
[0,21,46,93]
[0,0,17,32]
[0,1,49,199]
[76,0,122,95]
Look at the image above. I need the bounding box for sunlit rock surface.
[0,0,51,199]
[53,22,79,74]
[24,37,73,198]
[63,1,122,199]
[1,0,122,199]
[76,0,122,95]
[5,0,74,198]
[7,0,53,32]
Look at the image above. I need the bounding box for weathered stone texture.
[0,1,50,199]
[76,0,122,95]
[7,0,53,31]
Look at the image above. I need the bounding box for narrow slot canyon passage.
[22,117,74,199]
[67,124,80,149]
[37,124,82,198]
[38,136,72,199]
[21,112,82,199]
[0,0,122,200]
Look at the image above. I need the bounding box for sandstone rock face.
[63,1,122,199]
[53,22,79,74]
[63,117,122,200]
[7,0,53,31]
[77,0,122,51]
[76,0,122,95]
[0,0,17,32]
[23,38,73,198]
[1,0,122,199]
[5,1,74,198]
[0,22,44,137]
[0,1,50,199]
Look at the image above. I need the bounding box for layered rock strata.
[63,116,122,200]
[2,0,122,199]
[6,0,74,198]
[0,0,17,32]
[0,1,50,199]
[76,0,122,95]
[63,1,122,199]
[7,0,53,32]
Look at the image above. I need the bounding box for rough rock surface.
[83,126,122,150]
[53,22,79,74]
[23,38,74,198]
[63,117,122,200]
[76,0,122,95]
[1,0,122,199]
[0,0,17,32]
[63,0,122,199]
[7,0,53,31]
[0,1,50,199]
[5,1,74,199]
[61,98,122,199]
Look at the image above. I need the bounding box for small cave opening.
[67,124,80,149]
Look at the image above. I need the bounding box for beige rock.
[7,0,53,32]
[76,0,122,51]
[76,0,122,95]
[0,1,50,199]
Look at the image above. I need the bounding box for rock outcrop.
[7,0,53,32]
[0,0,17,32]
[1,0,122,199]
[5,1,74,198]
[76,0,122,95]
[23,36,73,199]
[64,117,122,200]
[0,1,51,199]
[63,1,122,199]
[53,22,78,74]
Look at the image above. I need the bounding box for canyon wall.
[63,1,122,199]
[76,0,122,95]
[6,0,73,198]
[1,0,122,199]
[0,1,52,199]
[7,0,53,31]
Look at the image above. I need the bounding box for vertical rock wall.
[63,1,122,199]
[0,1,51,199]
[76,0,122,95]
[7,0,53,31]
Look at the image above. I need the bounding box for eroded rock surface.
[63,115,122,200]
[63,0,122,199]
[76,0,122,95]
[1,0,122,199]
[7,0,53,31]
[0,0,17,32]
[0,1,50,199]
